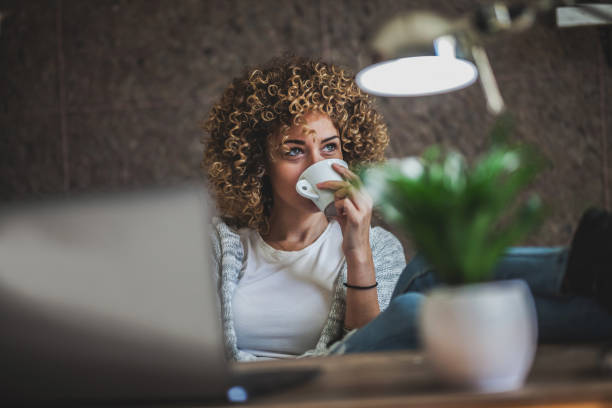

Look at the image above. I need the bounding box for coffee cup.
[295,159,348,216]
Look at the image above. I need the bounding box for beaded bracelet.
[343,281,378,290]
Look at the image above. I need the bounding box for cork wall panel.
[62,0,218,110]
[605,37,612,211]
[60,0,322,109]
[0,0,610,247]
[0,117,64,199]
[66,105,203,192]
[56,0,324,190]
[379,84,493,159]
[491,24,606,245]
[487,23,601,80]
[501,71,603,245]
[0,0,64,199]
[0,0,59,116]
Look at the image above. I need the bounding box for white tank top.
[233,220,344,359]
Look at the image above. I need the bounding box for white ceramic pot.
[419,280,538,393]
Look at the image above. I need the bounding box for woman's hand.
[317,163,373,258]
[318,163,379,328]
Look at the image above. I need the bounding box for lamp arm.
[470,45,505,115]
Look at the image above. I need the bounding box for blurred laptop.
[0,185,318,404]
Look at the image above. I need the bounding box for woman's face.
[267,112,343,214]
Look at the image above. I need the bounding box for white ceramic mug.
[295,159,349,216]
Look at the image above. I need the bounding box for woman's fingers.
[319,182,356,204]
[332,163,361,185]
[316,180,346,191]
[326,164,373,254]
[318,180,371,212]
[334,186,351,200]
[316,166,371,216]
[334,198,347,217]
[336,198,370,233]
[317,164,361,191]
[341,197,359,220]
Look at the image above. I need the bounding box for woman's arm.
[318,163,380,329]
[343,243,380,329]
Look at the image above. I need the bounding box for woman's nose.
[307,149,324,166]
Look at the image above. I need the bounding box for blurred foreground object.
[0,186,318,404]
[420,279,537,392]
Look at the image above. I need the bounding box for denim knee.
[337,292,425,354]
[392,255,437,298]
[386,292,425,322]
[373,292,424,350]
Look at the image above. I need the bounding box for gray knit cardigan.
[210,217,406,362]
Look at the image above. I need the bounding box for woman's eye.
[286,147,303,157]
[323,143,338,153]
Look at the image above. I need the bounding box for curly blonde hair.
[202,56,389,233]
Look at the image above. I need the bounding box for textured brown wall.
[1,0,611,250]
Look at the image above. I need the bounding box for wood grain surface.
[224,345,612,408]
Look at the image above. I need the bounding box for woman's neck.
[263,208,329,251]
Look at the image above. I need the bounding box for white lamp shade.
[356,56,478,97]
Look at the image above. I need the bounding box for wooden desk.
[227,345,612,407]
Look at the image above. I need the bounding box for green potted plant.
[361,117,545,392]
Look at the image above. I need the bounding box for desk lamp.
[356,1,612,115]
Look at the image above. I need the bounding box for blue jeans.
[340,247,612,354]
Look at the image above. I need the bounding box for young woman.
[202,56,612,362]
